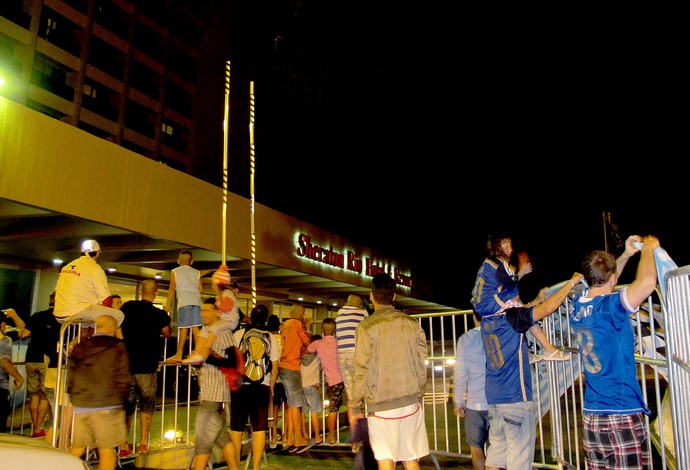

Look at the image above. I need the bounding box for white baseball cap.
[81,239,101,253]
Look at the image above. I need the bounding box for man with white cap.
[54,239,124,337]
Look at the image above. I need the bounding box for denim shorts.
[485,401,536,469]
[464,408,489,449]
[177,305,202,328]
[303,385,322,413]
[278,368,306,408]
[194,401,231,455]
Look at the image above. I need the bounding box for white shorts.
[367,403,429,462]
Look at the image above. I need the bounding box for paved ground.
[116,444,474,469]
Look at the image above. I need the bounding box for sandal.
[543,349,571,361]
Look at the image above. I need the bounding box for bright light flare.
[164,429,184,442]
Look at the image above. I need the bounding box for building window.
[45,18,57,39]
[38,8,81,57]
[83,83,96,99]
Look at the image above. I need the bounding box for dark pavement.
[116,444,473,469]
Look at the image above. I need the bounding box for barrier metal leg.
[186,450,214,470]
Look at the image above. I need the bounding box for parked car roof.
[0,434,92,469]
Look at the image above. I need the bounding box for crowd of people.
[0,230,663,470]
[456,233,659,470]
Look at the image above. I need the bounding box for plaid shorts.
[583,412,650,470]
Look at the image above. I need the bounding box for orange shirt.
[279,318,310,371]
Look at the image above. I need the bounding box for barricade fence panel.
[412,280,678,470]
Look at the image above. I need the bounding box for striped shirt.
[335,305,368,356]
[198,326,235,403]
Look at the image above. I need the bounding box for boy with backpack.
[228,305,280,470]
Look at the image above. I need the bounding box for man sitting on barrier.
[54,239,124,339]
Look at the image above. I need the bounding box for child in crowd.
[166,250,203,363]
[278,304,314,452]
[301,334,323,444]
[307,318,344,445]
[182,265,240,364]
[471,234,570,362]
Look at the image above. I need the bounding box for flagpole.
[249,81,256,309]
[221,60,231,265]
[602,211,608,253]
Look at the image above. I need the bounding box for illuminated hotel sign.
[295,233,412,289]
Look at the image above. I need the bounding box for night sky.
[200,2,683,309]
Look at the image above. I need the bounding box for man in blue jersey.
[475,269,583,470]
[570,235,658,469]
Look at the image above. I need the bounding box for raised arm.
[165,272,176,314]
[532,273,584,322]
[624,235,660,308]
[616,235,643,278]
[4,309,26,338]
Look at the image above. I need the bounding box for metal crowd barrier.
[659,264,690,469]
[412,280,679,469]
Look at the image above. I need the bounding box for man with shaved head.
[67,314,132,470]
[120,279,172,455]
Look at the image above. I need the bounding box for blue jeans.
[486,401,536,469]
